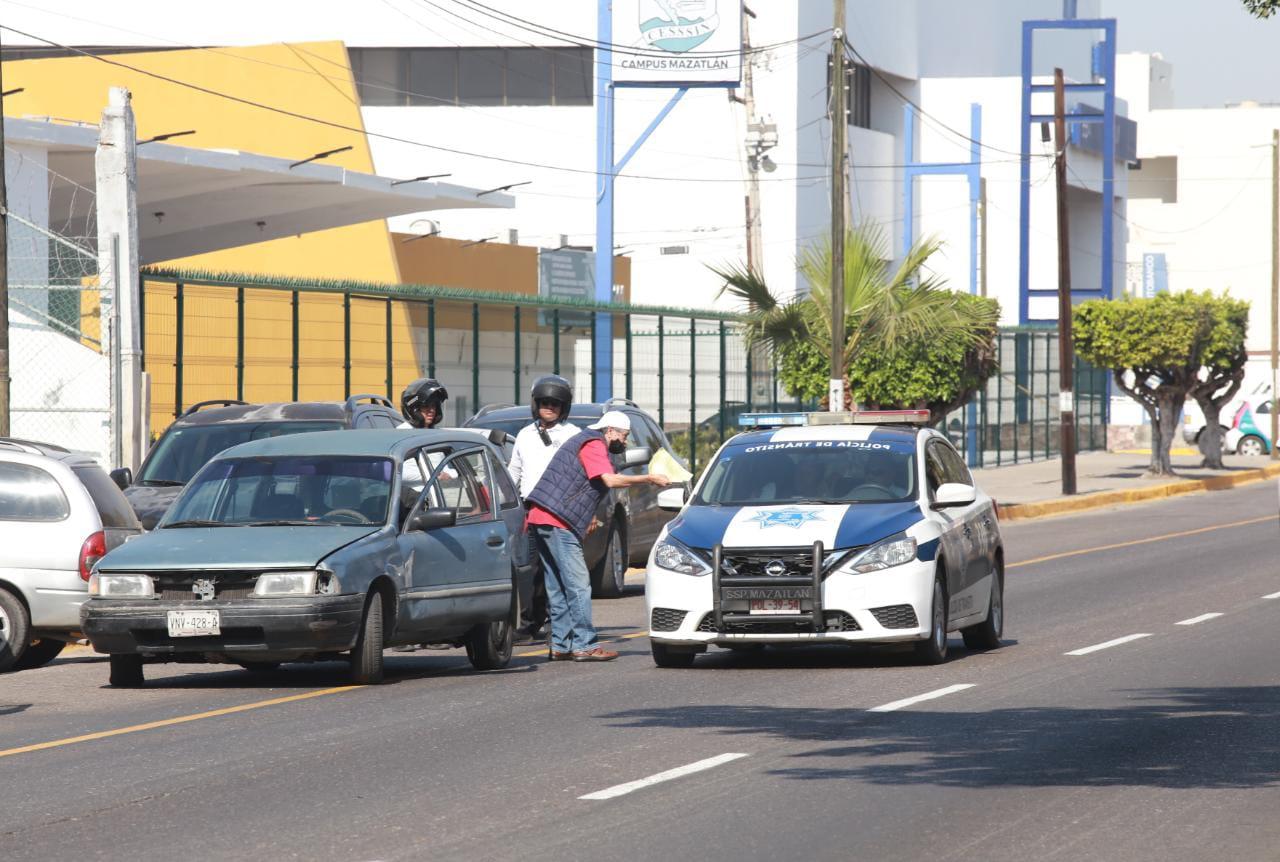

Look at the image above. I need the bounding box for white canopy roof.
[8,117,514,264]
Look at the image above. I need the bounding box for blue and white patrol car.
[645,410,1004,667]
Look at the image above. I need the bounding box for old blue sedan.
[81,429,530,686]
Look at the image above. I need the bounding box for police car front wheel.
[651,640,697,668]
[913,576,949,665]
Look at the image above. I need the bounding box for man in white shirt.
[509,375,577,642]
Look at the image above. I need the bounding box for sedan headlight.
[652,538,711,576]
[842,535,918,574]
[253,570,320,597]
[88,574,155,599]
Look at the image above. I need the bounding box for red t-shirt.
[527,439,613,530]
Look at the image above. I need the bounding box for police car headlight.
[843,535,917,574]
[653,538,711,576]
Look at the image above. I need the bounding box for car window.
[695,438,917,505]
[164,456,393,526]
[1257,401,1272,415]
[642,415,669,451]
[935,441,972,486]
[442,453,494,523]
[0,461,70,521]
[924,444,947,495]
[489,452,519,508]
[138,420,343,485]
[625,412,657,453]
[72,465,140,528]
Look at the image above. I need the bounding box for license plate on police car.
[749,599,800,615]
[167,609,221,637]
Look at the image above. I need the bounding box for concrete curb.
[998,462,1280,523]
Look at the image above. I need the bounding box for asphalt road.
[1,483,1277,862]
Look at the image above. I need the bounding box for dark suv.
[115,395,403,529]
[464,398,684,597]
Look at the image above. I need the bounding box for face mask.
[607,440,626,455]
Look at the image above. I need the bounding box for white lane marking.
[868,684,976,713]
[578,753,749,800]
[1175,612,1223,626]
[1065,633,1153,656]
[1263,591,1280,600]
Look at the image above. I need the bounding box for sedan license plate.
[167,609,221,637]
[749,599,800,615]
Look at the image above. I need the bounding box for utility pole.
[741,9,763,274]
[829,0,847,412]
[1054,68,1077,494]
[1270,128,1278,459]
[0,57,10,437]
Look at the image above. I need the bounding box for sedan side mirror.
[406,507,457,532]
[657,486,687,511]
[622,446,652,469]
[109,467,133,490]
[932,482,977,509]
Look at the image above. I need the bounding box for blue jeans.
[534,525,597,653]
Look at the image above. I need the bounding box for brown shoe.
[548,650,574,662]
[572,647,619,663]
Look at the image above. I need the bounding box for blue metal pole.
[965,104,982,466]
[1019,22,1034,324]
[593,0,615,402]
[1101,20,1117,299]
[902,105,915,258]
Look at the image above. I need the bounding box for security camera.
[761,155,777,173]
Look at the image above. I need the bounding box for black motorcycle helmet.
[529,374,572,422]
[401,377,448,428]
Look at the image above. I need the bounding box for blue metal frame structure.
[901,103,982,296]
[1018,18,1117,324]
[593,1,739,401]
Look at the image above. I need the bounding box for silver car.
[0,439,142,672]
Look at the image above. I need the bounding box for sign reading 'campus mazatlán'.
[614,0,742,86]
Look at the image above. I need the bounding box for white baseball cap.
[587,410,631,432]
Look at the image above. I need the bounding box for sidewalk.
[972,452,1280,521]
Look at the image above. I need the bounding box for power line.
[0,24,832,185]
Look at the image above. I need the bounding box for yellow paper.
[649,447,693,483]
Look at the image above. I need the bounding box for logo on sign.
[641,0,720,53]
[746,508,823,530]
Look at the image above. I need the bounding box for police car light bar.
[739,410,932,428]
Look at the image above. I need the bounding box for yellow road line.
[1007,514,1275,570]
[0,685,362,760]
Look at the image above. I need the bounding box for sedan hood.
[667,501,923,550]
[97,525,380,572]
[123,484,183,530]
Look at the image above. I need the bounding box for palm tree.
[712,224,996,407]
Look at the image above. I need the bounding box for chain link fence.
[4,147,110,462]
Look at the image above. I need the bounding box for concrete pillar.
[95,87,143,471]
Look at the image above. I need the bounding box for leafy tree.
[712,224,997,411]
[1188,295,1250,468]
[1243,0,1280,18]
[1073,291,1235,476]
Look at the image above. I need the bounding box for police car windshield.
[694,439,917,505]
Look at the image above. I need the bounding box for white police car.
[645,411,1003,667]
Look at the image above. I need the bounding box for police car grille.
[650,608,688,632]
[721,550,814,579]
[695,611,860,633]
[871,604,919,629]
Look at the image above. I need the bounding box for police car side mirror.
[657,486,687,511]
[932,482,976,509]
[622,446,652,469]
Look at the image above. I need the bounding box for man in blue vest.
[525,410,671,662]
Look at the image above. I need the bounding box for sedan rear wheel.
[1237,434,1267,456]
[592,521,627,599]
[0,588,31,673]
[466,591,515,671]
[14,638,66,670]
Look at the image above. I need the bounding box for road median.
[998,462,1280,522]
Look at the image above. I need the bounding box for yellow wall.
[3,41,399,283]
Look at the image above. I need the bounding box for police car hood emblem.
[746,508,824,529]
[764,560,787,576]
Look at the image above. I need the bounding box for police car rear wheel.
[651,641,696,668]
[962,567,1003,650]
[913,576,949,665]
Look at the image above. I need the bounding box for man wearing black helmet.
[508,374,577,643]
[399,378,448,429]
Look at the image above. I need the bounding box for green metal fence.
[141,269,1105,475]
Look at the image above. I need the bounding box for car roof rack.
[181,399,247,417]
[0,437,71,456]
[345,394,395,412]
[472,402,516,419]
[603,397,640,410]
[739,410,932,428]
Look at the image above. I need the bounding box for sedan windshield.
[138,421,343,486]
[695,439,917,505]
[163,456,393,527]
